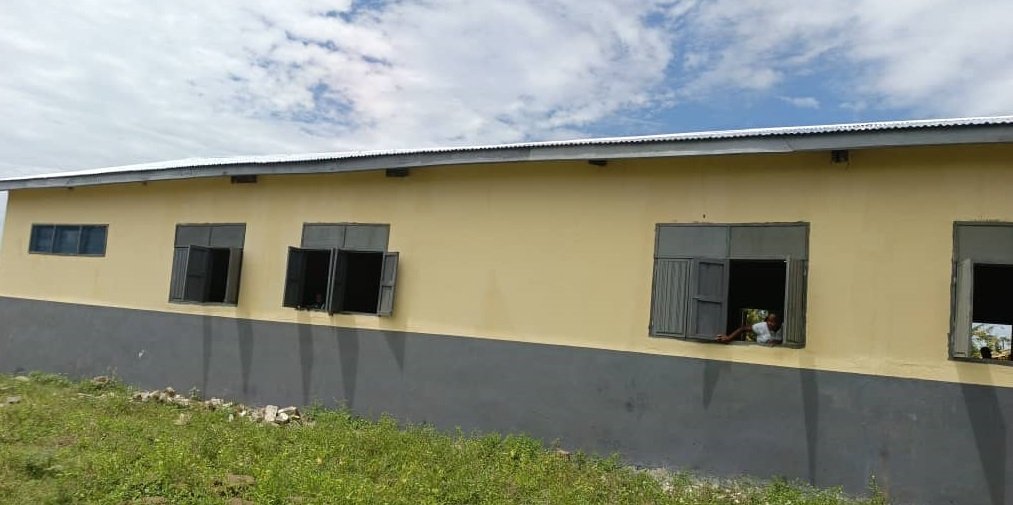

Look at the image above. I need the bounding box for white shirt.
[752,321,782,344]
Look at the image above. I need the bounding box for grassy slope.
[0,373,886,505]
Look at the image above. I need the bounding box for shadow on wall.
[202,315,212,397]
[298,323,314,406]
[701,359,820,486]
[385,332,405,373]
[237,318,254,399]
[337,328,359,408]
[800,368,819,486]
[957,366,1008,505]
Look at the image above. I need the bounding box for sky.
[1,0,1013,178]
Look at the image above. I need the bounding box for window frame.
[649,222,809,348]
[949,222,1013,367]
[282,223,400,317]
[28,224,108,257]
[168,223,246,306]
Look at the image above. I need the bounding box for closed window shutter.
[689,258,728,340]
[783,258,808,347]
[182,245,212,302]
[169,246,189,301]
[326,249,347,315]
[224,248,244,305]
[650,258,689,336]
[952,258,973,357]
[377,252,399,316]
[282,247,308,308]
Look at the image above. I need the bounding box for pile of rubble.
[131,386,306,426]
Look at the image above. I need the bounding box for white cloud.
[1,0,1012,181]
[779,96,820,109]
[0,0,679,174]
[674,0,1013,117]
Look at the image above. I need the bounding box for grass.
[0,373,887,505]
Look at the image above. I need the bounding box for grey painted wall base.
[0,296,1009,505]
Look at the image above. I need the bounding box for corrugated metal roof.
[3,115,1013,190]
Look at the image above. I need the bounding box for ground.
[0,373,887,504]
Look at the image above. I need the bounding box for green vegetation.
[0,373,886,504]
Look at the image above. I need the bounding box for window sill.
[168,300,238,307]
[28,251,106,257]
[649,334,804,349]
[951,356,1013,367]
[290,307,380,316]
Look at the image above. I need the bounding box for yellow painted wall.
[3,144,1013,388]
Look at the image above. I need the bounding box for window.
[283,223,400,316]
[29,224,107,256]
[951,223,1013,361]
[168,224,245,305]
[650,223,809,347]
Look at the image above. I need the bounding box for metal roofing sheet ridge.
[4,115,1013,183]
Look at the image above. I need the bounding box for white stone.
[263,405,278,423]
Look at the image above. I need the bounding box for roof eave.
[2,124,1013,191]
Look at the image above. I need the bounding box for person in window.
[980,347,993,359]
[716,313,782,345]
[308,292,325,310]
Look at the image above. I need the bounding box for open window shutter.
[169,246,189,301]
[182,245,212,302]
[223,248,244,305]
[326,249,348,315]
[282,247,308,308]
[952,258,973,357]
[688,258,728,340]
[650,258,690,336]
[377,252,399,316]
[782,258,808,347]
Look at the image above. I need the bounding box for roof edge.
[3,116,1013,190]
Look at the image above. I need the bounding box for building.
[2,117,1012,505]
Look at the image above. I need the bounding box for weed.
[0,373,886,504]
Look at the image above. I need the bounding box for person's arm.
[716,324,750,343]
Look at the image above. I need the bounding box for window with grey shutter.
[378,252,399,316]
[169,223,246,305]
[650,258,689,337]
[283,247,309,308]
[169,246,188,301]
[224,248,244,305]
[289,223,399,316]
[343,225,389,251]
[949,223,1013,361]
[209,225,245,248]
[651,222,808,346]
[326,249,347,315]
[689,258,728,340]
[176,225,211,247]
[951,258,973,358]
[302,224,346,249]
[782,258,808,347]
[182,246,212,302]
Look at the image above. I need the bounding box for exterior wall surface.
[3,145,1013,386]
[2,144,1013,504]
[0,297,1009,505]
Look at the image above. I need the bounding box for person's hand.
[716,334,731,344]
